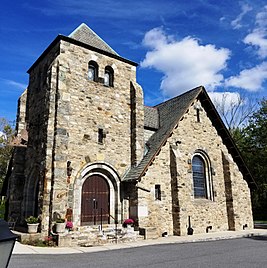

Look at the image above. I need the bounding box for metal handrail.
[100,208,118,243]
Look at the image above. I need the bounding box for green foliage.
[22,236,56,247]
[0,200,5,219]
[0,118,14,194]
[25,216,39,224]
[56,218,65,223]
[232,100,267,220]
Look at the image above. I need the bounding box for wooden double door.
[81,175,110,225]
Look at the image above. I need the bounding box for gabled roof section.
[28,24,137,73]
[124,86,202,182]
[69,23,119,56]
[123,86,256,189]
[144,106,159,130]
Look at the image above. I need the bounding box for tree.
[212,92,258,138]
[0,118,14,193]
[234,99,267,220]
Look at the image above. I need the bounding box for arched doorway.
[81,175,110,225]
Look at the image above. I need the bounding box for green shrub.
[25,216,38,224]
[56,218,65,223]
[0,200,5,219]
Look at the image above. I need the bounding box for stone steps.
[58,224,145,247]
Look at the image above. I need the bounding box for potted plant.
[122,218,134,228]
[26,216,39,234]
[66,221,73,232]
[55,218,65,233]
[122,218,135,234]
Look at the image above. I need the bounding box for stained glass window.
[192,155,207,198]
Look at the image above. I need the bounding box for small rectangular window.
[98,128,104,144]
[196,108,200,122]
[155,184,161,200]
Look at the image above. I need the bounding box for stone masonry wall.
[137,99,253,236]
[16,89,27,133]
[7,89,28,223]
[23,43,60,233]
[48,40,143,224]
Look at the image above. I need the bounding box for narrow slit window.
[196,108,200,122]
[155,184,161,200]
[98,128,104,144]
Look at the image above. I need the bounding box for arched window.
[104,66,114,87]
[192,153,213,200]
[88,61,98,82]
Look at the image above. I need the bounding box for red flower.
[123,218,134,225]
[66,221,73,229]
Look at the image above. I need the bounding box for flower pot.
[27,223,39,234]
[126,225,134,233]
[56,222,65,233]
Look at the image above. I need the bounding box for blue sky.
[1,0,267,122]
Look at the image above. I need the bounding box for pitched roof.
[144,106,159,130]
[69,23,119,56]
[123,86,256,189]
[28,24,137,73]
[124,86,202,182]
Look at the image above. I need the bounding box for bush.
[0,200,5,219]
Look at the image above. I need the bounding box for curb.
[13,230,267,255]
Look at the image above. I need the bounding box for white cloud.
[0,131,6,140]
[243,5,267,58]
[225,61,267,91]
[6,80,27,90]
[231,3,252,29]
[140,27,230,97]
[209,91,241,110]
[0,78,27,91]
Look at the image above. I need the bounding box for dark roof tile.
[69,23,119,56]
[144,106,159,129]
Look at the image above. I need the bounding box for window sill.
[192,198,214,204]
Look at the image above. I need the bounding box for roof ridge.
[154,86,203,108]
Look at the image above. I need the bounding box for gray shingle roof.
[144,106,159,130]
[69,23,119,56]
[124,87,202,181]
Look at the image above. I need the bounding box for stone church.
[4,23,255,238]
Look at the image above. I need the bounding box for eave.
[27,35,138,73]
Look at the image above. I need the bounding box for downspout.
[48,61,60,235]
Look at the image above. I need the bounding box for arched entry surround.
[72,162,121,226]
[23,167,40,218]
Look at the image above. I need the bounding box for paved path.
[13,229,267,255]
